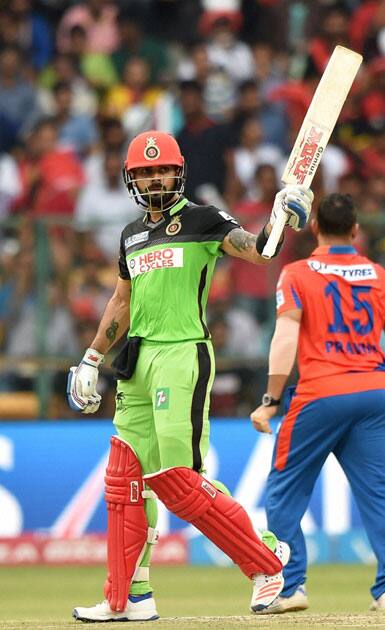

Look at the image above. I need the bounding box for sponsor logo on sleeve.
[128,247,184,278]
[125,231,149,249]
[277,269,286,288]
[218,210,238,224]
[276,289,284,309]
[308,260,377,281]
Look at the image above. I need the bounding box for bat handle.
[261,211,287,259]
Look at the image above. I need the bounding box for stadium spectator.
[51,81,98,156]
[209,314,261,417]
[66,24,118,90]
[209,287,265,361]
[0,152,21,219]
[38,53,98,117]
[360,122,385,179]
[337,171,365,205]
[176,40,212,85]
[111,11,170,84]
[308,4,352,75]
[176,80,234,203]
[226,116,286,205]
[103,56,165,137]
[361,58,385,130]
[84,117,127,183]
[202,13,255,84]
[0,45,40,145]
[57,0,119,55]
[177,40,236,122]
[70,259,114,323]
[229,163,281,325]
[5,0,54,70]
[367,174,385,207]
[15,118,85,217]
[5,273,79,359]
[251,193,385,614]
[350,0,385,57]
[0,237,19,352]
[229,79,289,151]
[252,43,287,99]
[75,149,141,261]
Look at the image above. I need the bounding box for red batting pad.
[103,436,148,612]
[145,467,282,578]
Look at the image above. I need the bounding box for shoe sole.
[73,613,129,623]
[73,609,159,623]
[258,603,309,615]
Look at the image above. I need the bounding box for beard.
[140,187,176,210]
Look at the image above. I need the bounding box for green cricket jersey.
[118,197,240,342]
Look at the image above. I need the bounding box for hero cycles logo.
[128,247,184,278]
[292,126,324,184]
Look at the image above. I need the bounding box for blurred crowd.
[1,0,385,418]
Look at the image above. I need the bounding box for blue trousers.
[266,388,385,599]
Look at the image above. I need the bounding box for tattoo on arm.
[228,228,257,252]
[106,319,119,342]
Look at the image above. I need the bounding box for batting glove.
[67,348,104,414]
[271,185,314,231]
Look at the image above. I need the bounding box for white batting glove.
[271,185,314,231]
[67,348,104,414]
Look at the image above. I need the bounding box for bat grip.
[261,211,287,259]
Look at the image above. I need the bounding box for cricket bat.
[262,45,362,259]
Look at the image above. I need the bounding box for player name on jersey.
[325,340,379,355]
[308,261,377,281]
[128,247,184,278]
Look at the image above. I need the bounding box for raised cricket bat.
[262,45,362,259]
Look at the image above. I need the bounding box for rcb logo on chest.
[166,215,182,236]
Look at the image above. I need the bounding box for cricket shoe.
[73,592,159,622]
[250,540,290,613]
[253,585,309,614]
[370,592,385,611]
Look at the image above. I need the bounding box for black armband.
[255,224,284,257]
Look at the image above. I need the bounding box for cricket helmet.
[123,130,186,210]
[124,130,184,170]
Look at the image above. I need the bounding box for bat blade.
[262,45,362,259]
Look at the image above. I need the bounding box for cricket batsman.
[67,130,313,622]
[251,193,385,614]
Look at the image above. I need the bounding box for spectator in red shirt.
[15,118,85,217]
[350,0,385,55]
[308,5,351,75]
[361,58,385,129]
[360,122,385,179]
[230,163,281,324]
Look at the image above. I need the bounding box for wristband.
[256,224,284,257]
[82,347,104,368]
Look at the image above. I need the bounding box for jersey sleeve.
[201,205,241,256]
[276,265,303,316]
[118,232,130,280]
[375,264,385,322]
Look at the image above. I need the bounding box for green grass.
[0,564,384,630]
